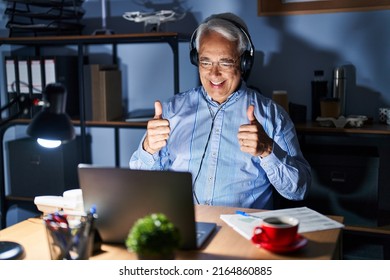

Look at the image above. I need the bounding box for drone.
[123,10,185,31]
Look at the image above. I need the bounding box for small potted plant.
[125,213,181,259]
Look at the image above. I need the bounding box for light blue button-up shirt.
[129,82,311,209]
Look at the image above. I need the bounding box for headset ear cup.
[240,50,253,74]
[190,48,198,66]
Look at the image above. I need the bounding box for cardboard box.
[84,64,123,121]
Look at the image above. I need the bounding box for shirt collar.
[201,80,247,108]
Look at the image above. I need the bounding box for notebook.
[77,165,216,250]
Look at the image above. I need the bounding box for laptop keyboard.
[196,230,205,239]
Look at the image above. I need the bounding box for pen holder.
[44,212,96,260]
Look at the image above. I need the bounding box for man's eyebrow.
[199,57,235,62]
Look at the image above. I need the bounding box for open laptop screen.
[78,165,214,250]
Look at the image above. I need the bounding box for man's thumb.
[154,100,163,119]
[247,105,255,123]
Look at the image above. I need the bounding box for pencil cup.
[44,212,96,260]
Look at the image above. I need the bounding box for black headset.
[189,16,255,77]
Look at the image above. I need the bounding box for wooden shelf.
[0,32,190,46]
[295,121,390,136]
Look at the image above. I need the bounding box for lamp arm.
[0,95,34,128]
[0,96,18,113]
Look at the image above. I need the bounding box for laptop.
[77,165,216,250]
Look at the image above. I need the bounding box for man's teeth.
[211,81,223,85]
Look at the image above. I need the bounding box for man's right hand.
[143,100,170,154]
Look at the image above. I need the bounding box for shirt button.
[208,176,213,181]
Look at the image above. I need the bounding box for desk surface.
[0,205,343,260]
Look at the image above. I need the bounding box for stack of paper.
[220,207,344,240]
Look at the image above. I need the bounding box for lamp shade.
[27,83,75,143]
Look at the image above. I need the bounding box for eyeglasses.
[198,59,237,71]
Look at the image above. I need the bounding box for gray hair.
[194,17,249,56]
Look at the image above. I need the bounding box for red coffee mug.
[253,216,299,247]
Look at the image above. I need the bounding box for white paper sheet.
[220,207,344,240]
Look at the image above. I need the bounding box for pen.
[235,210,262,220]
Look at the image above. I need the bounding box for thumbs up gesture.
[143,100,170,154]
[238,105,273,158]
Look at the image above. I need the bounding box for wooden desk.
[0,205,343,260]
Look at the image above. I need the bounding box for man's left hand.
[238,105,273,158]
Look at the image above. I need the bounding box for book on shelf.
[84,64,123,122]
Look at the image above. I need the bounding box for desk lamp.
[27,83,76,148]
[0,83,75,259]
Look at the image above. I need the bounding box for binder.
[43,58,56,86]
[3,57,35,118]
[5,57,16,93]
[3,55,81,118]
[30,58,43,94]
[43,56,80,118]
[4,57,18,117]
[85,64,123,121]
[17,58,30,94]
[29,58,44,116]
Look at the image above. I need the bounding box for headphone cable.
[192,102,224,204]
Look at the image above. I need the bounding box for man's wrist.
[143,139,155,155]
[259,141,273,158]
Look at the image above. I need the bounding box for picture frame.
[258,0,390,16]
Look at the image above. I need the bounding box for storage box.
[84,64,123,121]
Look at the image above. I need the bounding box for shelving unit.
[0,32,190,228]
[0,32,186,160]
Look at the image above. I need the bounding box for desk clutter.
[0,203,344,260]
[34,189,85,216]
[221,207,344,253]
[316,115,368,128]
[34,189,344,256]
[44,210,96,260]
[311,67,348,122]
[34,189,101,260]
